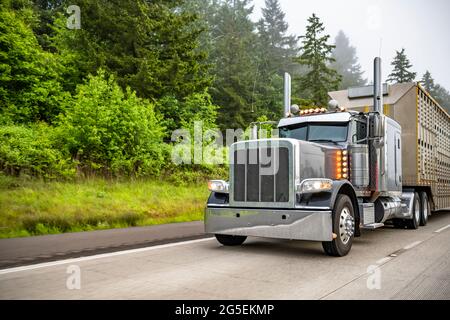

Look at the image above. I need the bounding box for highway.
[0,212,449,299]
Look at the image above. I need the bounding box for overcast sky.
[251,0,450,89]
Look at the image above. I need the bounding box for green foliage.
[254,0,298,119]
[256,0,298,75]
[331,30,366,90]
[294,14,341,107]
[291,97,315,110]
[387,48,416,83]
[421,71,435,93]
[155,91,218,135]
[56,70,166,177]
[52,0,211,101]
[208,0,260,130]
[0,6,68,123]
[432,84,450,114]
[0,123,73,178]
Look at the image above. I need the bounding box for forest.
[1,0,450,179]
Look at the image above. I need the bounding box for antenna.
[378,37,383,58]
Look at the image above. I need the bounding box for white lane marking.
[0,237,214,275]
[375,257,392,265]
[434,224,450,233]
[403,240,422,250]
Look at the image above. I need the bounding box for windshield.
[279,122,349,142]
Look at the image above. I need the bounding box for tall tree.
[209,0,259,129]
[257,0,298,75]
[387,48,416,83]
[433,84,450,114]
[421,70,435,93]
[331,30,366,90]
[254,0,298,119]
[294,14,341,107]
[0,4,68,123]
[419,71,450,113]
[53,0,211,100]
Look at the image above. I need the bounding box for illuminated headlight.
[297,179,333,194]
[208,180,229,193]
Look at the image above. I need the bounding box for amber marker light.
[335,149,350,180]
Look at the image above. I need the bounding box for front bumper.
[205,206,333,241]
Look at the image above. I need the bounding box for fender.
[297,180,359,214]
[297,180,360,236]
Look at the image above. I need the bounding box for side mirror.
[369,113,385,149]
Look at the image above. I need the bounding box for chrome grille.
[231,141,291,206]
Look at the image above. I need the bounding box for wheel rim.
[339,207,354,245]
[414,197,420,224]
[423,196,429,222]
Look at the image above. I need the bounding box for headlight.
[208,180,229,193]
[297,179,332,194]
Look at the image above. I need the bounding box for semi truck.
[204,57,450,256]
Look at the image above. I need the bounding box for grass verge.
[0,175,210,238]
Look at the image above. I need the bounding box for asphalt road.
[0,221,206,269]
[0,212,449,299]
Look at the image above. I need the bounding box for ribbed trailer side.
[415,84,450,210]
[329,82,450,210]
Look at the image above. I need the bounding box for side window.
[351,120,367,143]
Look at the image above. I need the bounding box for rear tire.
[419,192,429,226]
[322,194,355,257]
[405,192,421,230]
[215,234,247,246]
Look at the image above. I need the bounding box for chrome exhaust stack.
[284,72,291,117]
[373,57,383,115]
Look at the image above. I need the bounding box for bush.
[0,123,73,178]
[56,70,166,177]
[156,91,218,137]
[0,7,69,124]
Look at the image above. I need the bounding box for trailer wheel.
[405,192,421,230]
[419,192,429,226]
[322,194,355,257]
[215,234,247,246]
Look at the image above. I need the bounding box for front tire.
[215,234,247,246]
[322,194,355,257]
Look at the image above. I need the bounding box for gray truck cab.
[205,58,421,256]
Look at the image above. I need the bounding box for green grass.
[0,175,210,238]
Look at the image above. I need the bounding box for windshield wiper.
[309,139,340,145]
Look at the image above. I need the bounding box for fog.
[251,0,450,89]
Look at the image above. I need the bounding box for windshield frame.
[279,121,350,143]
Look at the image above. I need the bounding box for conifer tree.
[294,14,341,106]
[331,30,366,89]
[387,48,416,83]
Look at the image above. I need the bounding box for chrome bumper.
[205,206,333,241]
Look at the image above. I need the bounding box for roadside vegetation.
[0,174,214,238]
